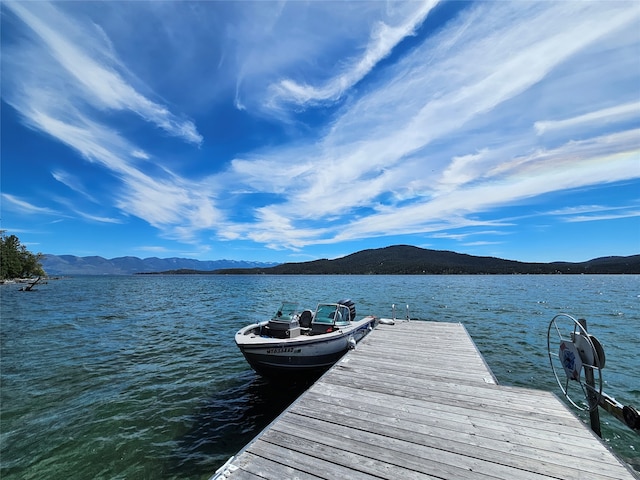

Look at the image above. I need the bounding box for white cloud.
[227,2,640,248]
[547,204,640,223]
[51,170,97,203]
[463,241,504,247]
[131,150,150,160]
[270,0,440,107]
[2,1,223,242]
[3,1,639,255]
[548,205,628,216]
[116,172,222,242]
[563,211,640,223]
[4,1,202,145]
[2,194,58,216]
[229,1,445,119]
[6,75,221,241]
[70,209,122,225]
[137,246,170,254]
[431,231,511,241]
[438,150,490,191]
[534,101,640,135]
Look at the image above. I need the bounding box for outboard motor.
[337,299,356,321]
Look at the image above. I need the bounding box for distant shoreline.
[40,246,640,276]
[0,277,62,287]
[0,278,40,285]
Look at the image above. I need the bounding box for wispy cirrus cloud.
[269,0,440,107]
[547,204,640,223]
[548,205,630,216]
[232,1,443,118]
[4,1,202,146]
[534,101,640,135]
[431,231,512,241]
[562,211,640,223]
[2,194,59,216]
[2,1,639,259]
[51,170,98,203]
[3,0,218,243]
[463,241,504,247]
[5,74,220,242]
[224,1,640,249]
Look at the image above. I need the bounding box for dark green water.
[1,275,638,478]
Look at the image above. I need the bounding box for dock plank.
[274,411,607,480]
[258,427,442,480]
[213,321,638,480]
[286,399,622,477]
[234,449,332,480]
[291,392,620,465]
[298,386,612,456]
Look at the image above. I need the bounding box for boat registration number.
[266,347,301,354]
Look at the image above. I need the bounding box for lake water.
[1,274,638,479]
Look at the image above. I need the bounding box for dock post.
[579,318,601,437]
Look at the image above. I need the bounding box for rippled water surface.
[1,275,638,478]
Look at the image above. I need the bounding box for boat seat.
[299,310,313,329]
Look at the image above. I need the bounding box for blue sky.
[1,1,639,264]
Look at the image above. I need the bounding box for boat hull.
[235,316,377,377]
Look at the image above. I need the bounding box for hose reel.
[547,313,639,435]
[548,314,603,412]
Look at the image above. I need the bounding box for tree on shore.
[0,231,46,280]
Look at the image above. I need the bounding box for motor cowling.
[337,299,356,321]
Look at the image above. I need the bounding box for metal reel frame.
[547,314,603,412]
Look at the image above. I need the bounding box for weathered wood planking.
[214,321,638,480]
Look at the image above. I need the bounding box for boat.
[235,299,378,377]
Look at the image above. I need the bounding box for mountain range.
[41,254,278,275]
[215,245,640,275]
[42,246,640,275]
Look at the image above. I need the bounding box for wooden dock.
[213,321,638,479]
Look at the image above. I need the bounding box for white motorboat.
[235,299,377,377]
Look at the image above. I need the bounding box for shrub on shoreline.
[0,231,46,280]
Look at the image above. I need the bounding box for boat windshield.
[272,302,301,321]
[313,304,350,326]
